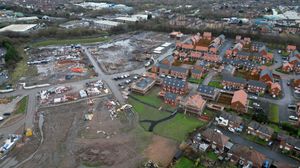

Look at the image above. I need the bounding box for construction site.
[23,45,96,85]
[5,96,150,168]
[87,32,173,74]
[38,80,110,106]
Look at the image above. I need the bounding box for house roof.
[164,92,177,100]
[158,63,170,70]
[248,121,274,136]
[271,82,281,91]
[195,46,209,52]
[191,69,202,74]
[237,51,250,57]
[197,84,216,96]
[287,45,296,51]
[223,75,247,84]
[185,94,206,109]
[278,133,300,148]
[163,77,187,89]
[248,80,267,88]
[135,77,154,89]
[230,144,266,167]
[181,43,194,50]
[201,128,229,147]
[171,66,188,73]
[231,90,247,106]
[190,52,201,58]
[223,65,236,74]
[219,111,243,125]
[260,68,273,80]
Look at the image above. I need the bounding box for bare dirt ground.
[144,135,178,167]
[17,97,151,168]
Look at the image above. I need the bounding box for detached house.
[181,94,206,116]
[247,80,267,95]
[201,128,231,152]
[162,77,188,95]
[222,75,247,90]
[216,112,243,130]
[231,90,248,113]
[247,121,274,141]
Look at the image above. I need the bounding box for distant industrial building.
[59,20,90,29]
[0,24,38,33]
[92,20,122,30]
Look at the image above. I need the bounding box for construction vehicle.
[25,128,33,137]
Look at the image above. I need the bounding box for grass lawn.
[188,78,204,84]
[153,113,206,142]
[269,103,279,123]
[208,81,223,89]
[245,134,268,146]
[269,124,281,133]
[174,157,204,168]
[207,151,218,161]
[131,87,175,110]
[15,96,29,114]
[129,98,207,142]
[32,37,109,47]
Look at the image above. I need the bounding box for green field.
[245,134,268,146]
[32,37,109,47]
[15,96,29,114]
[208,81,223,89]
[131,87,175,110]
[207,151,218,161]
[129,98,207,142]
[174,157,204,168]
[269,103,279,123]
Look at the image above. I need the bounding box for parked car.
[288,104,297,111]
[0,116,4,121]
[289,115,299,121]
[3,113,11,116]
[214,129,222,134]
[253,102,260,107]
[268,141,273,147]
[228,127,235,133]
[125,79,132,84]
[249,95,258,100]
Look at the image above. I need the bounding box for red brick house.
[195,46,209,52]
[209,47,217,54]
[170,66,189,79]
[162,77,188,95]
[293,78,300,88]
[278,132,300,154]
[270,82,281,97]
[259,68,273,83]
[247,121,274,141]
[263,53,273,63]
[164,92,178,106]
[282,62,293,72]
[189,52,202,61]
[247,80,267,94]
[191,69,203,79]
[158,64,170,75]
[203,32,212,41]
[222,75,246,90]
[201,128,230,152]
[231,90,248,113]
[181,94,206,116]
[229,144,267,168]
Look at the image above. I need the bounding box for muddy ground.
[17,97,151,168]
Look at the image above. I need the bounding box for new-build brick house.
[259,68,274,83]
[231,90,248,113]
[189,52,202,61]
[195,46,209,52]
[247,121,274,141]
[201,128,230,152]
[197,84,219,101]
[222,75,247,90]
[164,92,178,106]
[170,66,189,79]
[229,144,267,168]
[151,63,170,75]
[203,32,212,41]
[247,80,267,94]
[282,62,294,72]
[278,132,300,154]
[162,77,188,95]
[131,77,156,95]
[181,94,206,116]
[293,78,300,88]
[270,82,281,97]
[191,69,203,79]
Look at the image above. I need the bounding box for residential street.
[211,124,300,166]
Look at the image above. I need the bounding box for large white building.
[0,24,38,33]
[92,20,122,30]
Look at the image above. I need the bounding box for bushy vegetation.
[1,40,21,69]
